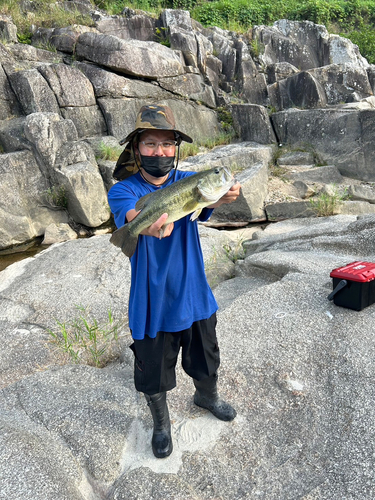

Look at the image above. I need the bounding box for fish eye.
[214,168,220,174]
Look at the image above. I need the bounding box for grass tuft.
[46,305,125,368]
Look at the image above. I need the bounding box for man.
[108,104,241,459]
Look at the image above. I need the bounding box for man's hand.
[126,209,174,239]
[208,181,241,209]
[143,213,174,239]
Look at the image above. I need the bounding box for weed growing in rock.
[309,187,349,216]
[97,142,123,161]
[179,132,235,160]
[47,305,125,367]
[43,185,68,209]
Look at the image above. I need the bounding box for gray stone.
[75,62,169,99]
[24,112,78,175]
[269,71,327,111]
[7,43,64,64]
[76,32,185,79]
[158,73,216,108]
[278,151,315,166]
[0,16,17,43]
[272,108,375,181]
[367,64,375,93]
[53,162,110,228]
[98,98,220,143]
[337,200,375,215]
[293,180,316,199]
[205,27,237,82]
[0,150,69,249]
[308,63,373,104]
[52,140,109,227]
[38,63,96,107]
[160,10,199,69]
[97,159,117,191]
[0,65,22,120]
[2,216,375,497]
[254,20,330,70]
[266,62,299,84]
[286,165,344,184]
[232,104,277,144]
[8,68,60,115]
[265,200,316,220]
[61,105,107,138]
[95,13,156,41]
[213,161,269,223]
[328,34,369,69]
[348,184,375,204]
[42,223,78,244]
[51,25,96,53]
[0,117,28,153]
[235,39,268,105]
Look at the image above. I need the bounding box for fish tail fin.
[110,224,138,258]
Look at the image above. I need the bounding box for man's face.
[137,130,176,157]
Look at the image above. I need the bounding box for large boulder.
[268,71,327,111]
[53,141,110,227]
[254,20,330,70]
[75,62,170,99]
[24,112,79,176]
[8,68,60,115]
[272,108,375,181]
[235,39,268,105]
[308,63,373,104]
[75,32,185,79]
[232,104,277,143]
[0,64,22,120]
[38,63,96,107]
[98,98,220,143]
[0,151,68,249]
[95,12,156,41]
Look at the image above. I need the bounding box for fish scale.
[110,166,235,258]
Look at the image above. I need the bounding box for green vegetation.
[2,0,375,62]
[43,185,68,208]
[46,305,124,367]
[179,131,235,160]
[309,186,349,216]
[0,0,94,41]
[96,141,123,161]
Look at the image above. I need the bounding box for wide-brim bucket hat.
[113,104,193,181]
[119,104,193,145]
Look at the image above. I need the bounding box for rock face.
[0,9,375,249]
[2,215,375,499]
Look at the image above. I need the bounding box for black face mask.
[140,155,175,178]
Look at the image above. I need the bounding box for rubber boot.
[193,373,236,421]
[144,392,173,458]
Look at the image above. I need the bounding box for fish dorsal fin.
[135,191,156,211]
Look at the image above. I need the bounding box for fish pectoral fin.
[135,192,155,212]
[158,223,169,240]
[190,208,202,221]
[183,199,199,213]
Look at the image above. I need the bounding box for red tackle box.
[328,261,375,311]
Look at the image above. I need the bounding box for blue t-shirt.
[108,170,218,340]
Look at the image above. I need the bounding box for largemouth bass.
[110,166,235,258]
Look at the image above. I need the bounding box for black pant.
[129,313,220,395]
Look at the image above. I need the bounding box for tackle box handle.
[327,279,348,301]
